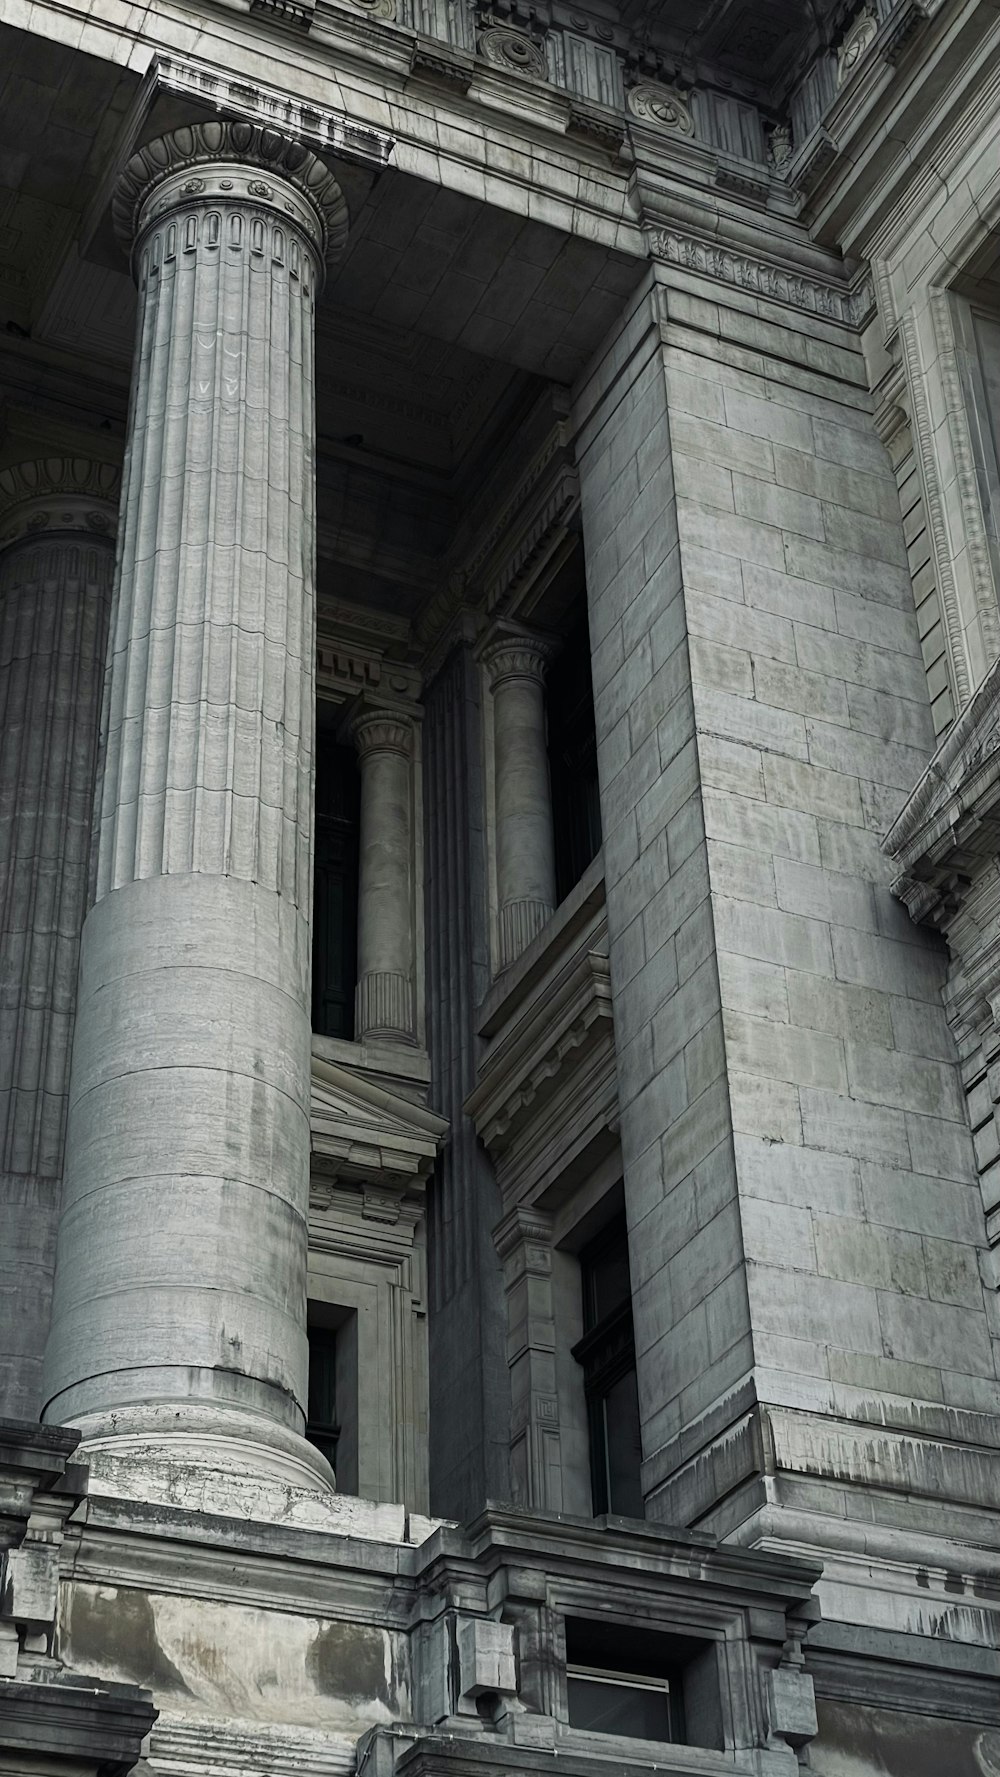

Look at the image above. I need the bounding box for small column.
[0,460,119,1419]
[351,708,417,1043]
[42,123,348,1491]
[482,627,556,968]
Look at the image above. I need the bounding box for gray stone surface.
[575,263,1000,1607]
[2,4,1000,1774]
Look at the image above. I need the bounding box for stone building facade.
[1,0,999,1772]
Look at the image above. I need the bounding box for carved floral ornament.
[626,81,695,137]
[111,121,350,273]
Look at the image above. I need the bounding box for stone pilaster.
[351,708,417,1043]
[423,645,510,1519]
[42,123,348,1491]
[0,459,119,1419]
[481,627,556,969]
[494,1206,564,1512]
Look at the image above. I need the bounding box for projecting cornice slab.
[884,655,1000,929]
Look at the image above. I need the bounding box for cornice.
[467,934,614,1154]
[883,651,1000,924]
[311,1054,447,1183]
[149,49,395,173]
[792,0,995,261]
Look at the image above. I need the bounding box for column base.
[65,1399,337,1521]
[499,898,553,968]
[356,970,414,1043]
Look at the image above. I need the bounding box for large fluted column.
[0,461,119,1419]
[351,707,416,1043]
[482,627,556,968]
[42,123,348,1491]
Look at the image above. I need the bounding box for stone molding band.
[112,121,349,278]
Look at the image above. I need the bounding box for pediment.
[311,1056,448,1182]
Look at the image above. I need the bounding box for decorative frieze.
[648,227,871,327]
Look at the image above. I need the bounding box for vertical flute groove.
[94,201,318,901]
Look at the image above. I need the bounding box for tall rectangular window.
[546,614,602,903]
[572,1217,643,1518]
[305,1322,340,1472]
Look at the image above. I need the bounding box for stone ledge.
[0,1676,155,1776]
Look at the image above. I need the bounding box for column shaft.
[42,125,348,1486]
[0,464,118,1418]
[483,632,556,968]
[352,710,416,1042]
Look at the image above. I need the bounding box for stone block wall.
[573,268,998,1571]
[572,281,753,1475]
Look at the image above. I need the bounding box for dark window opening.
[547,614,602,903]
[305,1321,340,1472]
[565,1618,714,1747]
[572,1217,642,1519]
[312,730,360,1040]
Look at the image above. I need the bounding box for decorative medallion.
[837,6,878,83]
[247,180,274,198]
[478,26,547,80]
[627,81,694,136]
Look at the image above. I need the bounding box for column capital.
[479,624,554,693]
[112,122,349,279]
[0,458,120,550]
[350,706,417,762]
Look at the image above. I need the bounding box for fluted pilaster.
[351,708,417,1043]
[42,125,348,1491]
[0,458,119,1418]
[481,627,556,969]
